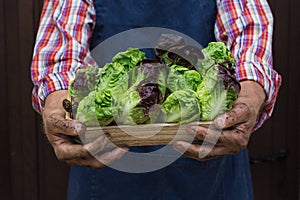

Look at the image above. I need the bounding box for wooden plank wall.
[0,0,299,199]
[0,0,69,200]
[0,0,10,199]
[248,0,300,199]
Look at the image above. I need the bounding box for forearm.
[238,81,266,120]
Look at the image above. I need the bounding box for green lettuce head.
[162,89,201,123]
[196,41,240,121]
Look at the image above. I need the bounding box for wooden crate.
[76,121,212,147]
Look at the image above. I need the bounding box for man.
[31,0,281,199]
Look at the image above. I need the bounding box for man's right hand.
[42,90,128,168]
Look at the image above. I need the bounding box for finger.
[196,145,236,158]
[84,135,109,155]
[173,141,215,160]
[66,155,106,169]
[66,147,129,169]
[173,141,236,160]
[96,147,129,166]
[45,113,86,136]
[190,125,250,150]
[220,128,250,150]
[214,102,250,129]
[173,141,199,159]
[188,126,222,144]
[54,142,87,161]
[54,135,108,161]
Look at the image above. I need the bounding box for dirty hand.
[42,90,128,168]
[173,81,266,160]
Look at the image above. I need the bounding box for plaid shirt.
[31,0,282,128]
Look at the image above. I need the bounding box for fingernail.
[75,122,86,135]
[187,127,197,136]
[215,116,225,129]
[173,142,187,152]
[173,145,183,152]
[179,142,189,149]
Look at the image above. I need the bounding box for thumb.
[214,102,250,129]
[44,112,86,136]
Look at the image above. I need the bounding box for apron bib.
[68,1,254,199]
[91,0,217,49]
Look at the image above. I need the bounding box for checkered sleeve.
[31,0,96,113]
[215,0,282,129]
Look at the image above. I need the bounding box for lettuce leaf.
[114,61,168,125]
[167,65,202,92]
[76,91,100,126]
[202,42,235,65]
[69,66,100,101]
[155,34,203,70]
[196,42,240,121]
[112,48,146,70]
[162,89,200,123]
[94,48,146,125]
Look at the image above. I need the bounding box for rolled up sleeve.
[215,0,282,129]
[31,0,96,113]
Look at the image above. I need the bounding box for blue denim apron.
[67,0,254,199]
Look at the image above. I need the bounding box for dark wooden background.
[0,0,299,199]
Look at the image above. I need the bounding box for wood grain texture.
[18,0,39,199]
[269,0,290,199]
[80,122,212,146]
[0,0,11,199]
[4,0,24,198]
[248,0,300,199]
[286,0,300,199]
[0,0,69,199]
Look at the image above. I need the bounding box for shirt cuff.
[32,72,75,113]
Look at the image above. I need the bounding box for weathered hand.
[42,90,128,168]
[173,81,266,160]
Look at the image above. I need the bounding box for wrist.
[238,81,266,115]
[43,90,69,119]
